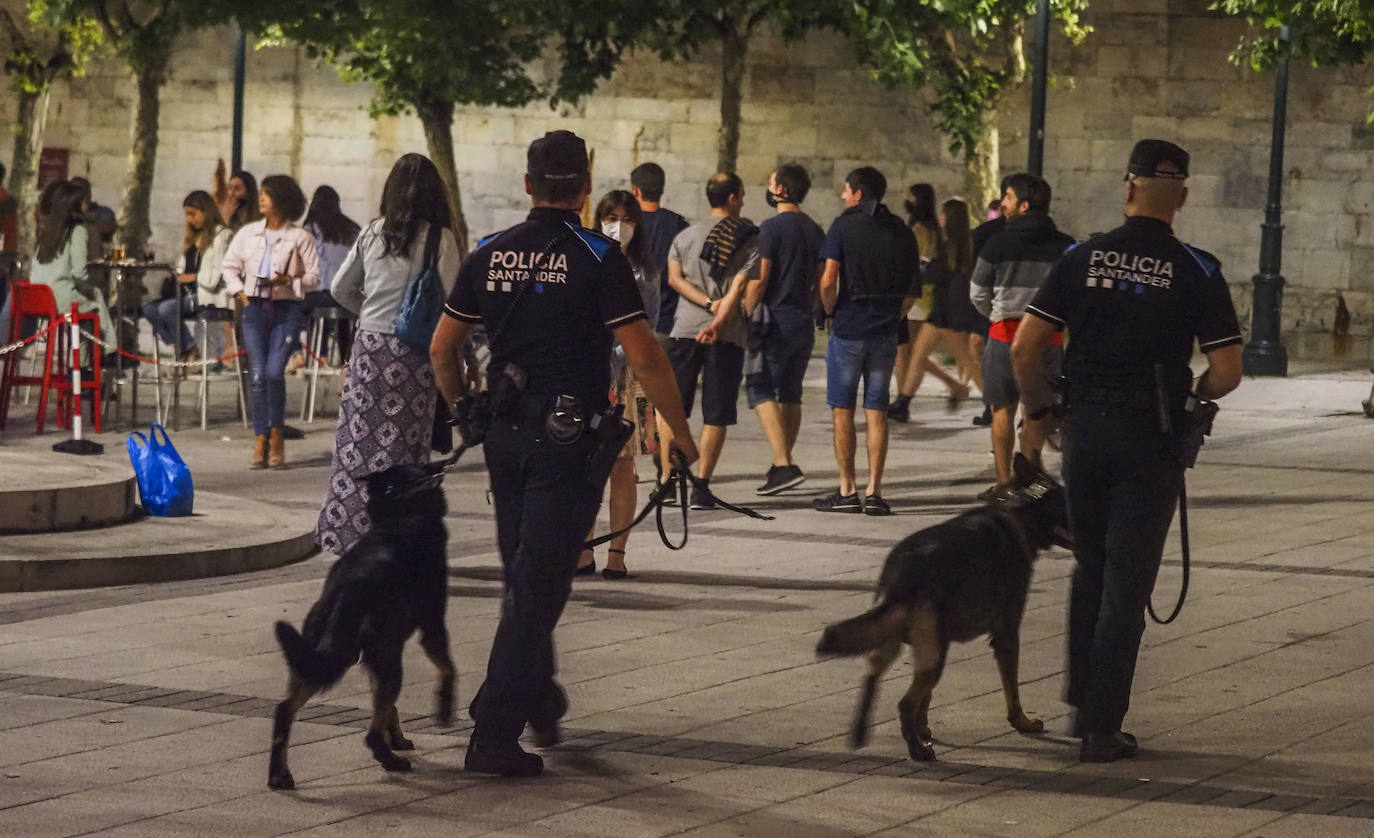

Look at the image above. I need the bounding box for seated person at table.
[31,180,110,347]
[144,191,231,363]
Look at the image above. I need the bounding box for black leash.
[585,462,774,551]
[1147,478,1190,625]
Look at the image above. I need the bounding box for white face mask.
[601,219,635,246]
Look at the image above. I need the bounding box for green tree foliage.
[251,0,638,253]
[843,0,1091,203]
[1,0,101,254]
[1214,0,1374,68]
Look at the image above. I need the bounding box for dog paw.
[435,686,454,726]
[1010,714,1044,734]
[391,734,416,751]
[848,727,869,750]
[381,755,413,772]
[268,769,296,790]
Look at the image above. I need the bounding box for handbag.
[126,423,195,516]
[393,224,444,352]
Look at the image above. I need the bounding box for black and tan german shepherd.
[267,462,457,790]
[816,453,1073,762]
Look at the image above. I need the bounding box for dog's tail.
[274,620,357,690]
[816,602,910,657]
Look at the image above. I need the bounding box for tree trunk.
[10,84,52,257]
[416,97,469,258]
[717,25,748,174]
[118,41,171,257]
[963,110,1001,211]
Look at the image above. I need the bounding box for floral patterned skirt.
[315,330,436,555]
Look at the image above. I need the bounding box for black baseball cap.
[527,130,588,181]
[1126,139,1189,180]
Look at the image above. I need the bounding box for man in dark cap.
[1011,139,1243,762]
[431,130,699,776]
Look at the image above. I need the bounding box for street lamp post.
[1027,0,1051,176]
[1242,25,1290,377]
[231,25,247,174]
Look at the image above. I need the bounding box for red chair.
[0,283,102,434]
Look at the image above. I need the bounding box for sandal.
[602,548,630,580]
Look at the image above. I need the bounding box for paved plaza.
[2,361,1374,836]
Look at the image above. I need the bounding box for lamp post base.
[1242,341,1288,377]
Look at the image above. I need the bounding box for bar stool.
[0,285,101,434]
[300,303,355,423]
[194,305,248,430]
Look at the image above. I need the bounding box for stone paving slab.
[0,364,1373,834]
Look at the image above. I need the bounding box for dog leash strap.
[582,464,773,552]
[1147,476,1190,625]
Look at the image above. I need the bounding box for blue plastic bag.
[127,423,195,516]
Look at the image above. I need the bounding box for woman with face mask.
[578,190,657,579]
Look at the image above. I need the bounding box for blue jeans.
[144,294,196,354]
[825,332,898,411]
[241,298,303,435]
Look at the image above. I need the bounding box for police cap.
[527,130,588,182]
[1125,139,1189,180]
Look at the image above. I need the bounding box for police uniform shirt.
[443,207,646,406]
[1025,215,1242,394]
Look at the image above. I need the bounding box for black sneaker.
[1079,731,1139,763]
[972,406,992,427]
[812,490,862,513]
[690,483,717,510]
[862,495,892,516]
[464,739,544,776]
[887,401,910,423]
[756,464,806,496]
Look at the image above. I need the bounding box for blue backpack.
[393,224,444,352]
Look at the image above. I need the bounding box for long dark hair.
[228,170,260,230]
[906,183,937,230]
[378,153,451,258]
[303,185,360,246]
[593,190,649,272]
[36,180,87,264]
[941,198,973,278]
[182,190,225,252]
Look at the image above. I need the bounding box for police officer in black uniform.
[430,131,700,776]
[1010,140,1244,763]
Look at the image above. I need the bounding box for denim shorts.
[745,327,814,408]
[825,333,899,411]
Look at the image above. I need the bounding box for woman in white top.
[30,180,110,340]
[221,174,320,469]
[144,191,231,361]
[316,153,460,555]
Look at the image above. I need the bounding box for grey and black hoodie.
[969,213,1075,325]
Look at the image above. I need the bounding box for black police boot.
[1079,731,1139,763]
[464,738,544,777]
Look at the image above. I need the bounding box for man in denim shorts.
[813,167,921,516]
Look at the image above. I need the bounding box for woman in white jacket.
[316,153,460,555]
[144,191,231,362]
[220,175,320,469]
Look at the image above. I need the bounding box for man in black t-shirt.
[744,163,823,496]
[1012,139,1243,764]
[431,131,698,777]
[631,162,690,337]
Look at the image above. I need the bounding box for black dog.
[816,454,1073,762]
[268,462,457,790]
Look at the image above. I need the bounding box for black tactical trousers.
[471,417,604,746]
[1061,408,1182,737]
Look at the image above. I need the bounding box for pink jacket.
[221,220,321,300]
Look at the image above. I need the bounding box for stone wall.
[4,0,1372,362]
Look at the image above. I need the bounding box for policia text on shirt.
[1011,139,1244,765]
[429,130,700,778]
